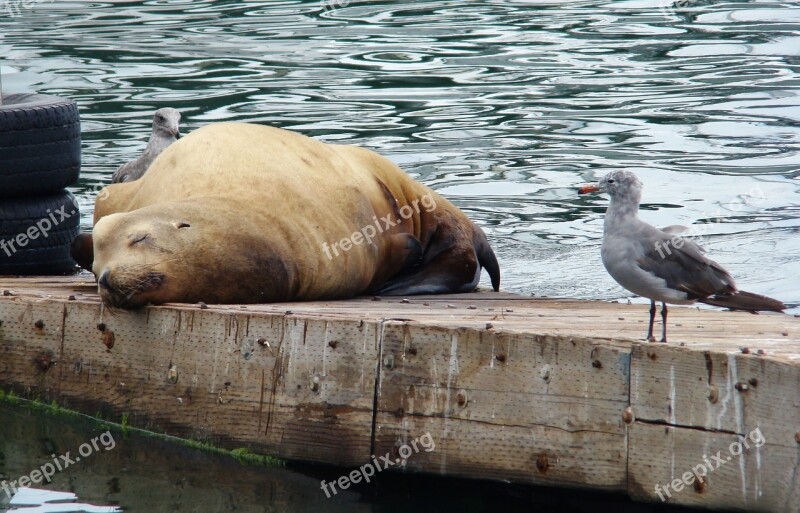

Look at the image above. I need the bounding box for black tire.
[0,191,80,275]
[0,93,81,198]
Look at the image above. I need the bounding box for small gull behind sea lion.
[111,107,181,183]
[578,170,785,343]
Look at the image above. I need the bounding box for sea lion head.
[91,209,194,309]
[89,200,295,308]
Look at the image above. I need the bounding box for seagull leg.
[647,300,656,342]
[660,302,668,343]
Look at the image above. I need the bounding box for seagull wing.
[660,224,688,235]
[111,161,134,183]
[659,225,710,253]
[636,233,736,301]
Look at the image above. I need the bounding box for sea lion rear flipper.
[473,224,500,291]
[70,233,94,272]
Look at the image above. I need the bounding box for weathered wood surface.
[0,275,798,512]
[629,344,800,511]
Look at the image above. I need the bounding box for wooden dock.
[0,275,798,511]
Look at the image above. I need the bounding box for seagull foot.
[647,336,656,343]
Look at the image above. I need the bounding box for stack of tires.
[0,93,81,275]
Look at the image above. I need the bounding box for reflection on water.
[5,488,121,513]
[0,403,709,513]
[1,0,798,310]
[0,402,367,513]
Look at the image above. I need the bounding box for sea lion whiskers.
[134,271,165,288]
[125,271,166,294]
[102,304,126,317]
[101,272,164,309]
[125,256,182,271]
[125,275,159,301]
[100,264,170,308]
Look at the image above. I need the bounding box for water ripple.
[0,0,797,309]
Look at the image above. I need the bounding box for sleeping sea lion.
[72,122,500,308]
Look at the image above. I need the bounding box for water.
[1,0,798,309]
[0,1,798,510]
[0,402,706,513]
[5,488,121,513]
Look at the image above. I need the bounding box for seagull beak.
[578,184,599,195]
[175,130,181,139]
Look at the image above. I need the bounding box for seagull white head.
[579,170,643,205]
[152,107,181,139]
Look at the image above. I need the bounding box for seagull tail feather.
[700,290,785,313]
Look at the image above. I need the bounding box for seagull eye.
[156,115,165,122]
[607,179,615,184]
[131,234,148,245]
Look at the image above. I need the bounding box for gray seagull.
[112,107,181,183]
[579,170,785,342]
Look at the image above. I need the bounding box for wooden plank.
[631,344,800,446]
[0,299,66,395]
[1,275,799,511]
[373,324,629,489]
[265,316,379,464]
[628,343,800,510]
[0,276,797,355]
[629,423,800,512]
[0,299,379,466]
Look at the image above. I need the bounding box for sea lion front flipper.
[373,237,481,296]
[364,233,421,293]
[70,233,94,272]
[394,233,423,274]
[373,260,478,296]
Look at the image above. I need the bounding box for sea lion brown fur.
[73,122,500,308]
